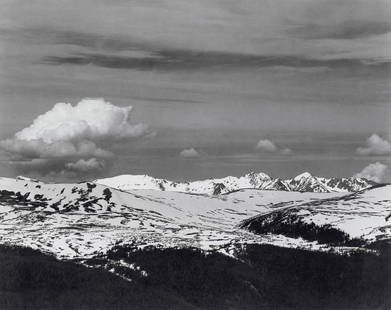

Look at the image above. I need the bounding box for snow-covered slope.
[96,171,375,195]
[241,184,391,244]
[0,176,338,258]
[0,176,389,260]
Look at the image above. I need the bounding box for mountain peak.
[245,171,271,180]
[96,171,375,195]
[293,172,313,180]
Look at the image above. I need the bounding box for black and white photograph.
[0,1,390,309]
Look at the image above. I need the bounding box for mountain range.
[0,171,387,260]
[96,171,376,195]
[0,169,390,310]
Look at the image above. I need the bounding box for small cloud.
[179,148,200,158]
[354,162,388,183]
[66,158,105,173]
[256,139,293,155]
[356,134,391,155]
[280,148,293,155]
[256,139,278,152]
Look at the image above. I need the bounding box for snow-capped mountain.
[286,172,327,192]
[318,176,376,192]
[0,176,389,260]
[0,176,342,258]
[96,171,376,195]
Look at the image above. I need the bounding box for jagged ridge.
[96,171,376,195]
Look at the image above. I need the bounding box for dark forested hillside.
[0,245,195,310]
[92,243,390,310]
[1,243,390,310]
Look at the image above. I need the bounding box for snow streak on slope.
[96,172,375,195]
[0,177,360,259]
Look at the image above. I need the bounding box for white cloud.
[15,98,148,143]
[354,162,388,182]
[256,139,278,152]
[256,139,293,155]
[280,148,293,155]
[66,158,105,172]
[179,148,200,158]
[0,98,149,174]
[356,134,391,155]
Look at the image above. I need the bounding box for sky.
[0,0,390,182]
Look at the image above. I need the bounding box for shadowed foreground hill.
[0,245,195,310]
[93,244,391,310]
[0,243,390,310]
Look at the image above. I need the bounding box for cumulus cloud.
[66,158,105,172]
[14,98,148,143]
[256,139,292,155]
[0,98,149,175]
[356,134,391,155]
[354,162,389,183]
[179,148,200,158]
[256,139,278,152]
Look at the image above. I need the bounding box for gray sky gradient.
[0,0,390,181]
